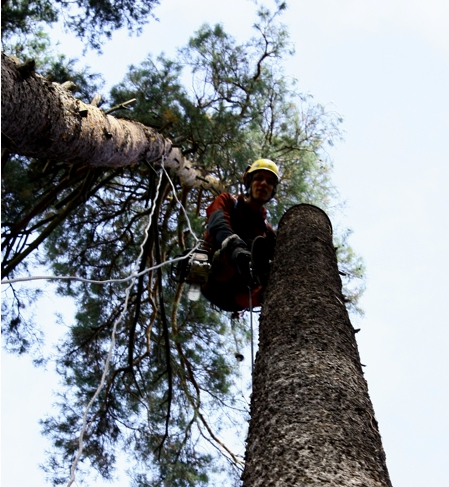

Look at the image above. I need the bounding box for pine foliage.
[2,3,364,485]
[1,0,160,50]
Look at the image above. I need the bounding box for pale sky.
[2,0,449,486]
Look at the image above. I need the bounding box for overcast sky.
[2,0,449,486]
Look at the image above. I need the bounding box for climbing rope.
[1,253,200,286]
[2,160,203,288]
[161,164,201,244]
[66,160,167,487]
[248,286,254,378]
[63,156,211,486]
[1,157,237,485]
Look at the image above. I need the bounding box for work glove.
[221,234,248,260]
[221,235,252,280]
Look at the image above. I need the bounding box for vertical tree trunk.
[242,204,392,487]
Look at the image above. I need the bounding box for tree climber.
[201,159,279,312]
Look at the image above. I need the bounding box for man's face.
[250,170,277,203]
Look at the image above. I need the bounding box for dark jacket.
[201,193,275,311]
[204,193,275,255]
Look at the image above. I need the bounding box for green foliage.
[110,11,341,221]
[1,284,44,355]
[1,0,160,50]
[1,23,104,102]
[2,4,364,486]
[1,0,57,39]
[334,228,366,315]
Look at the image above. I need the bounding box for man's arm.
[206,194,251,273]
[206,193,237,246]
[207,209,235,245]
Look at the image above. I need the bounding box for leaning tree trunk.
[242,204,392,487]
[1,53,222,193]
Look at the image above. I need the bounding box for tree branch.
[1,53,224,194]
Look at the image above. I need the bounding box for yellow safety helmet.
[246,159,280,180]
[243,159,280,200]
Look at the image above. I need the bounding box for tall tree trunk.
[242,204,392,487]
[0,53,222,193]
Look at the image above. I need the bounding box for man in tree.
[201,159,279,312]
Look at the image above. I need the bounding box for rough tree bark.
[1,53,222,193]
[242,204,392,487]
